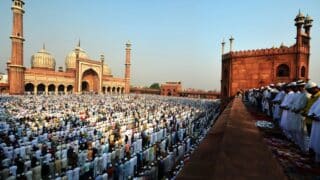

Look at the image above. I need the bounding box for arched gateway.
[81,69,100,93]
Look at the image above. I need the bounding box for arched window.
[301,66,306,77]
[58,85,65,92]
[48,84,55,92]
[25,83,34,93]
[37,84,45,94]
[67,85,73,93]
[276,64,290,77]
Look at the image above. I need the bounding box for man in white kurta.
[291,82,308,151]
[280,83,296,139]
[309,98,320,162]
[272,85,286,122]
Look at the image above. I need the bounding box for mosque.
[3,0,131,95]
[220,11,313,100]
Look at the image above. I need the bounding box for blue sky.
[0,0,319,90]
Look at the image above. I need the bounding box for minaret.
[304,14,313,42]
[124,41,131,94]
[294,10,305,80]
[295,10,305,48]
[229,36,234,52]
[221,39,226,55]
[8,0,25,95]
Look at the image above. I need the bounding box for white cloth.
[72,167,80,180]
[280,91,295,131]
[272,91,285,120]
[309,99,320,154]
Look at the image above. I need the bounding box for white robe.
[272,91,285,120]
[280,91,295,131]
[287,92,305,131]
[309,99,320,153]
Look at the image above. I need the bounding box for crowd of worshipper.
[0,94,219,180]
[244,80,320,163]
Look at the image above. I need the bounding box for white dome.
[65,45,89,69]
[103,64,112,76]
[31,46,56,70]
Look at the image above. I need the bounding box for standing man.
[280,82,296,139]
[291,81,308,151]
[308,93,320,163]
[272,83,286,123]
[302,82,320,136]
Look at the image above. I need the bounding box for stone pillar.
[100,54,104,94]
[8,0,25,95]
[124,42,131,94]
[34,85,37,95]
[75,45,80,94]
[64,86,67,94]
[45,85,48,95]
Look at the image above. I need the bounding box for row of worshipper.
[0,94,219,179]
[0,108,217,180]
[245,80,320,163]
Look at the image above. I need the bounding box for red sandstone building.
[4,0,131,95]
[221,12,312,99]
[161,82,182,96]
[131,82,219,99]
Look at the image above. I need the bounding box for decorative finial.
[43,43,46,50]
[126,40,131,48]
[100,54,105,62]
[78,39,81,47]
[229,36,234,52]
[221,38,226,55]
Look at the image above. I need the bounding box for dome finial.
[100,53,105,62]
[126,40,131,48]
[78,39,81,47]
[43,43,46,50]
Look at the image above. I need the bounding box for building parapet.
[222,45,310,60]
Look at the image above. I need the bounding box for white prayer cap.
[269,84,275,87]
[276,83,282,87]
[287,82,296,87]
[296,80,305,84]
[297,81,306,86]
[305,81,317,89]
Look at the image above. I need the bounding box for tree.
[150,83,160,89]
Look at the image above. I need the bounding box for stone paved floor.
[177,98,286,179]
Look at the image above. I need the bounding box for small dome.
[296,11,305,19]
[304,14,313,28]
[295,10,305,24]
[31,45,56,70]
[305,15,312,21]
[65,43,89,70]
[103,64,112,76]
